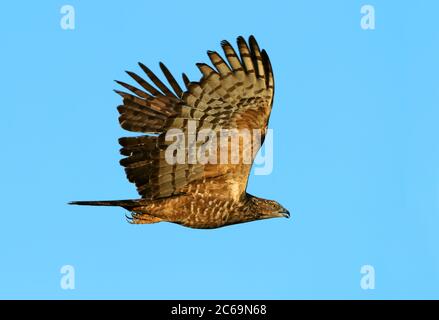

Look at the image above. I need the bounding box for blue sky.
[0,0,438,299]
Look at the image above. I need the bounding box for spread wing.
[116,36,274,200]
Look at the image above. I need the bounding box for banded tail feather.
[69,199,140,208]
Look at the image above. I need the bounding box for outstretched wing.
[116,36,274,200]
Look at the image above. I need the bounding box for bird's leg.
[128,211,162,225]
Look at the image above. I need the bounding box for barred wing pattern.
[115,36,274,200]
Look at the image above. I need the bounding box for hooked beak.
[280,209,290,218]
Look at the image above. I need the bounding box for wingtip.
[248,35,260,48]
[125,70,136,79]
[236,35,246,44]
[138,62,149,71]
[113,89,126,97]
[220,39,230,47]
[182,73,190,86]
[158,61,172,74]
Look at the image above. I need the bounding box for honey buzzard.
[70,36,289,229]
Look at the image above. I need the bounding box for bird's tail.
[68,199,141,208]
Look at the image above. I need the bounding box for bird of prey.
[70,35,289,229]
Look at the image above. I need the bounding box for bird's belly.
[149,195,242,229]
[180,198,236,229]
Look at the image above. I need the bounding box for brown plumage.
[70,35,289,229]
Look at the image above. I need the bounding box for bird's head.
[249,195,290,220]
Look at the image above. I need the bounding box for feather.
[138,62,175,97]
[159,62,183,98]
[207,50,232,76]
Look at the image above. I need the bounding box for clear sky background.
[1,0,438,299]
